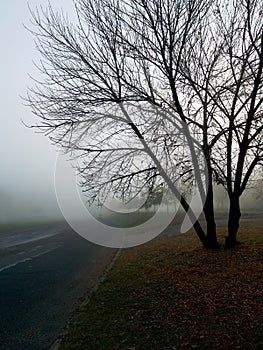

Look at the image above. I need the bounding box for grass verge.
[60,221,263,350]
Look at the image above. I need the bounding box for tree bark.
[180,196,210,249]
[225,195,241,249]
[203,149,220,250]
[203,185,220,250]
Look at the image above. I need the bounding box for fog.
[0,0,74,224]
[0,1,261,226]
[213,185,263,214]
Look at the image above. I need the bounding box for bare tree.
[26,0,262,250]
[217,0,263,248]
[180,0,263,247]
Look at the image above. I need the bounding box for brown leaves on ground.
[60,221,263,350]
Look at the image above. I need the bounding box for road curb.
[48,248,122,350]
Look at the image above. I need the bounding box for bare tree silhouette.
[27,0,262,249]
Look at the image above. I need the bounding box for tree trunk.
[203,153,220,250]
[203,185,220,250]
[180,196,210,249]
[225,195,241,249]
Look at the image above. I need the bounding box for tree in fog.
[177,0,263,247]
[27,0,262,249]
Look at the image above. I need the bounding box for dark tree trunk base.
[206,238,221,251]
[224,236,239,249]
[225,195,241,249]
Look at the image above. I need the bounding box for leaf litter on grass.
[60,221,263,350]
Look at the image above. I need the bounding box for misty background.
[0,0,75,223]
[0,0,262,225]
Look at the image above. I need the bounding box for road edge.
[49,248,122,350]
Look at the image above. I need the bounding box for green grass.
[60,221,263,350]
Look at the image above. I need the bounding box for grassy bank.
[60,221,263,350]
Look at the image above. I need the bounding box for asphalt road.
[0,223,116,350]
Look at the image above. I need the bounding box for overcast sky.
[0,0,76,222]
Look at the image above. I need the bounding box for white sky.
[0,0,76,221]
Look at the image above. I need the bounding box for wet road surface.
[0,223,116,350]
